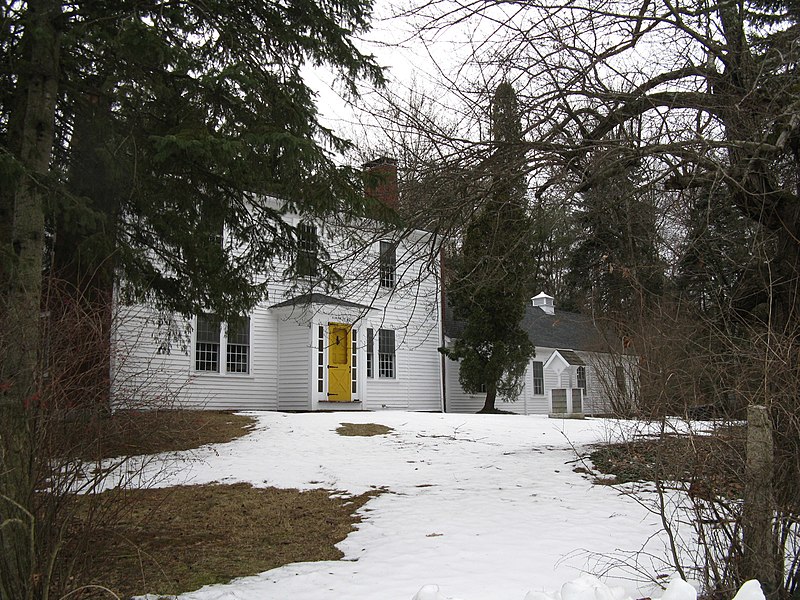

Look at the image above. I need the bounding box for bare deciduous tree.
[360,0,800,594]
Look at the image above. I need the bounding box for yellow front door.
[327,323,351,402]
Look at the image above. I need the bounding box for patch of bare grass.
[67,483,378,598]
[336,422,393,437]
[58,410,256,459]
[589,427,746,499]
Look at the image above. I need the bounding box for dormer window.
[380,241,396,288]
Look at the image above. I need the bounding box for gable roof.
[445,303,618,354]
[520,306,609,352]
[543,348,586,372]
[270,293,374,311]
[553,349,585,366]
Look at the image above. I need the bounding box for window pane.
[195,342,219,372]
[351,330,358,395]
[366,328,374,378]
[379,353,394,378]
[552,389,567,412]
[228,318,250,345]
[378,329,395,378]
[378,329,395,354]
[572,388,583,413]
[317,326,324,392]
[195,314,220,372]
[226,316,250,373]
[196,314,220,343]
[380,241,396,288]
[532,361,544,395]
[577,366,587,390]
[297,222,319,277]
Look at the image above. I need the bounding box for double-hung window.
[379,241,396,288]
[297,222,318,277]
[615,366,626,394]
[366,328,374,378]
[378,329,395,378]
[532,361,544,395]
[195,314,250,375]
[195,314,221,372]
[576,365,587,391]
[226,318,250,373]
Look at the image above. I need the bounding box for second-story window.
[380,241,396,288]
[297,222,318,277]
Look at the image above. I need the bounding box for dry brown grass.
[67,483,377,599]
[589,427,746,499]
[335,422,393,437]
[48,411,384,599]
[57,410,256,459]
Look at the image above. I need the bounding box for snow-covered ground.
[133,412,693,600]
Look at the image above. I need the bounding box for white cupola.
[532,292,555,315]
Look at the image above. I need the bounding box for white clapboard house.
[112,155,635,416]
[111,159,445,412]
[444,292,636,416]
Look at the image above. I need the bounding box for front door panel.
[327,323,351,402]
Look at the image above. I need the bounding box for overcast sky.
[304,0,477,157]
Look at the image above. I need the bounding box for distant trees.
[442,82,535,413]
[385,0,800,330]
[567,144,665,322]
[675,187,763,323]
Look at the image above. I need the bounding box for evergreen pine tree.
[567,146,664,324]
[0,2,382,598]
[38,0,384,320]
[676,188,761,320]
[442,82,535,413]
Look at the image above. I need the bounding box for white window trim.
[531,360,545,396]
[366,327,374,379]
[377,328,396,379]
[379,240,397,289]
[192,314,252,376]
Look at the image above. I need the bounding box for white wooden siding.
[528,359,551,413]
[112,205,443,413]
[361,290,442,411]
[111,306,193,409]
[443,345,631,415]
[277,318,311,411]
[112,305,278,410]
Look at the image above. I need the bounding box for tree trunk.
[480,382,497,413]
[742,405,777,599]
[1,2,61,401]
[0,2,61,599]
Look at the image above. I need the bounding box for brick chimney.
[363,156,399,210]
